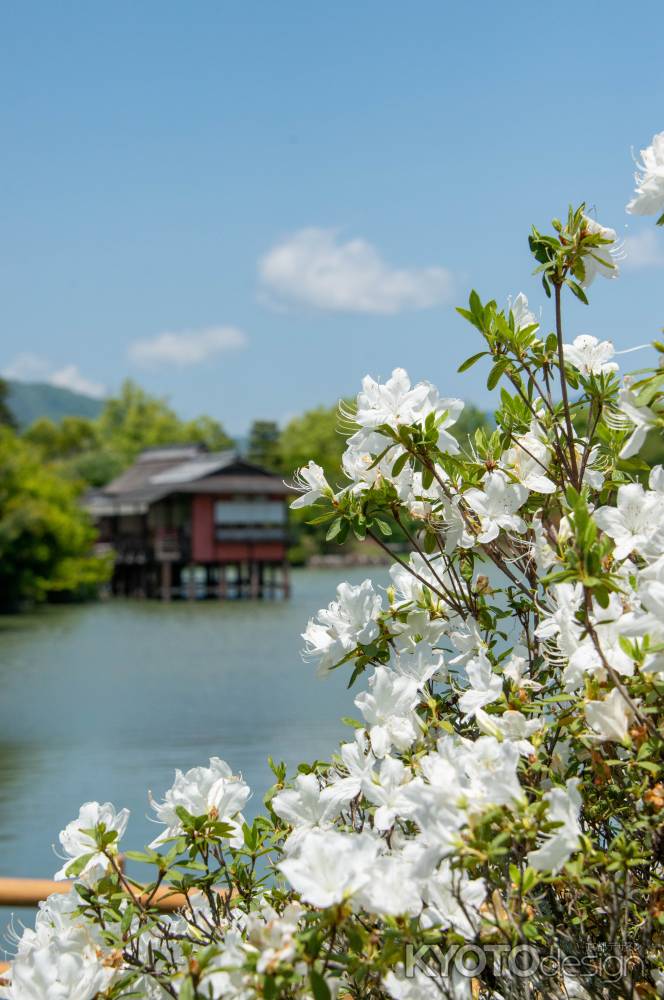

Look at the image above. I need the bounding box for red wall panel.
[191,495,286,563]
[192,495,215,562]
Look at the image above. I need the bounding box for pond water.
[0,568,388,915]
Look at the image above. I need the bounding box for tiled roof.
[85,447,290,515]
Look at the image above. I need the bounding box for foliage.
[281,402,491,562]
[5,146,664,1000]
[0,378,17,429]
[0,428,111,608]
[247,420,282,470]
[95,380,235,466]
[21,380,236,488]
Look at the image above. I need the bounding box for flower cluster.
[3,139,664,1000]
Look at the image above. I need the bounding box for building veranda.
[85,446,291,600]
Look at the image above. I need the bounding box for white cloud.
[2,353,51,381]
[623,230,664,270]
[258,227,454,315]
[2,353,106,398]
[128,326,248,366]
[49,364,106,398]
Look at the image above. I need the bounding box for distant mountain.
[6,380,104,428]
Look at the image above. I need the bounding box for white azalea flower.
[352,368,464,454]
[290,461,332,509]
[594,482,664,560]
[354,667,420,758]
[341,439,388,492]
[464,471,528,544]
[449,619,486,666]
[397,467,444,520]
[148,757,249,848]
[2,888,117,1000]
[278,829,378,908]
[613,387,659,459]
[363,755,414,831]
[502,422,556,494]
[475,708,542,756]
[54,801,129,882]
[325,729,376,807]
[355,368,432,431]
[391,640,445,685]
[578,442,605,490]
[458,649,503,719]
[245,901,303,974]
[580,215,619,286]
[272,773,341,850]
[536,582,584,662]
[384,965,471,1000]
[391,609,449,657]
[1,930,116,1000]
[389,552,447,605]
[358,853,422,917]
[421,861,486,937]
[527,779,582,873]
[627,130,664,220]
[301,578,382,675]
[559,593,634,691]
[585,687,634,743]
[563,975,593,1000]
[458,735,523,807]
[503,647,542,690]
[563,334,618,376]
[438,496,475,551]
[509,291,538,332]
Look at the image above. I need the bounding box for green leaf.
[469,289,482,318]
[341,716,363,728]
[457,351,487,373]
[179,978,195,1000]
[306,511,337,526]
[326,518,343,541]
[567,280,589,305]
[391,451,410,477]
[310,971,332,1000]
[65,852,97,878]
[545,333,558,354]
[487,360,507,390]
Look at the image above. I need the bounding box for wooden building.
[85,446,291,600]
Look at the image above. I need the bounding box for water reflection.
[0,569,386,895]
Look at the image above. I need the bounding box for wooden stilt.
[250,561,259,599]
[187,564,196,601]
[161,561,172,602]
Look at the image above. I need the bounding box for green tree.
[0,428,111,608]
[279,403,350,485]
[246,420,281,470]
[451,400,493,443]
[278,403,350,562]
[23,415,99,458]
[96,380,234,465]
[0,377,16,428]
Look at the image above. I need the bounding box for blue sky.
[1,1,663,435]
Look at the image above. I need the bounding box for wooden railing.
[0,873,204,976]
[0,876,195,911]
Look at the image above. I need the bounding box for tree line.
[0,376,491,608]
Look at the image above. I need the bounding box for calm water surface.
[0,568,388,895]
